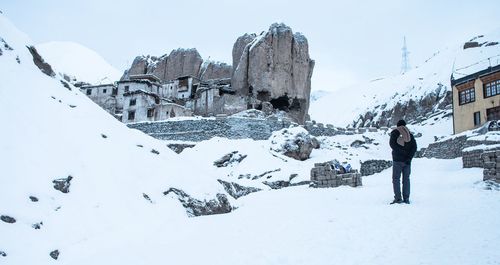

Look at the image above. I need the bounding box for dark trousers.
[392,161,411,201]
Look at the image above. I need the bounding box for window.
[459,88,475,105]
[484,80,500,98]
[125,85,130,93]
[487,106,500,121]
[147,108,154,118]
[179,78,188,88]
[129,99,136,106]
[86,89,92,95]
[128,111,135,121]
[112,88,117,96]
[103,89,107,94]
[474,111,481,126]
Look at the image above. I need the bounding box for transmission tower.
[401,36,411,74]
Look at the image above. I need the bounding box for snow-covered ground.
[1,12,499,265]
[86,158,498,265]
[36,41,121,85]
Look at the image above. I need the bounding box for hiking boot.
[403,199,410,204]
[390,199,403,204]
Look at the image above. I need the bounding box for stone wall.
[360,160,393,176]
[482,150,500,183]
[421,135,468,159]
[128,117,295,142]
[310,161,362,188]
[127,116,388,142]
[422,134,500,160]
[462,148,487,168]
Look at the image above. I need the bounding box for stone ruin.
[310,161,362,188]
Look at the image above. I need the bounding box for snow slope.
[310,29,500,127]
[1,13,499,265]
[0,13,224,264]
[36,41,121,85]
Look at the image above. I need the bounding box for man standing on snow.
[389,119,417,204]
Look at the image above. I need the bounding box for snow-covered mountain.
[1,12,500,265]
[310,29,500,128]
[36,41,121,85]
[0,13,227,264]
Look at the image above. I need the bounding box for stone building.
[82,83,118,114]
[452,64,500,134]
[121,90,191,123]
[81,74,192,122]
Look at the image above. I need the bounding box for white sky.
[3,0,500,91]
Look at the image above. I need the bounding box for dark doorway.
[270,95,290,111]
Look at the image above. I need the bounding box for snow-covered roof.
[451,64,500,87]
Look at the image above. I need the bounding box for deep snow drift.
[1,12,499,265]
[36,41,121,85]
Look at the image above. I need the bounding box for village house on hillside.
[452,64,500,134]
[80,74,244,123]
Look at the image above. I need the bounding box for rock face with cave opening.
[231,23,315,124]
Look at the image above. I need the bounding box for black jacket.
[389,129,417,163]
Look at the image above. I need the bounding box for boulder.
[163,188,232,217]
[218,180,261,199]
[269,126,317,160]
[52,175,73,193]
[1,215,16,224]
[50,250,59,260]
[167,143,196,154]
[213,151,247,167]
[231,23,315,124]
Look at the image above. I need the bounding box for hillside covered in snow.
[1,12,500,265]
[309,29,500,129]
[36,41,121,85]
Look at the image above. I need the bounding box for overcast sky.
[3,0,500,91]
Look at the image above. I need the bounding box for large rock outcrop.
[200,61,232,80]
[354,87,452,128]
[231,23,315,124]
[232,33,257,76]
[121,48,207,82]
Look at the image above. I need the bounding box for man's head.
[397,119,406,127]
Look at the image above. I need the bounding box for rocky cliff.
[232,23,315,124]
[121,48,226,82]
[200,61,232,81]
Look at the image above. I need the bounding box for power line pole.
[401,36,411,74]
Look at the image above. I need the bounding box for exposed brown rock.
[231,23,315,124]
[121,49,204,82]
[200,61,231,80]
